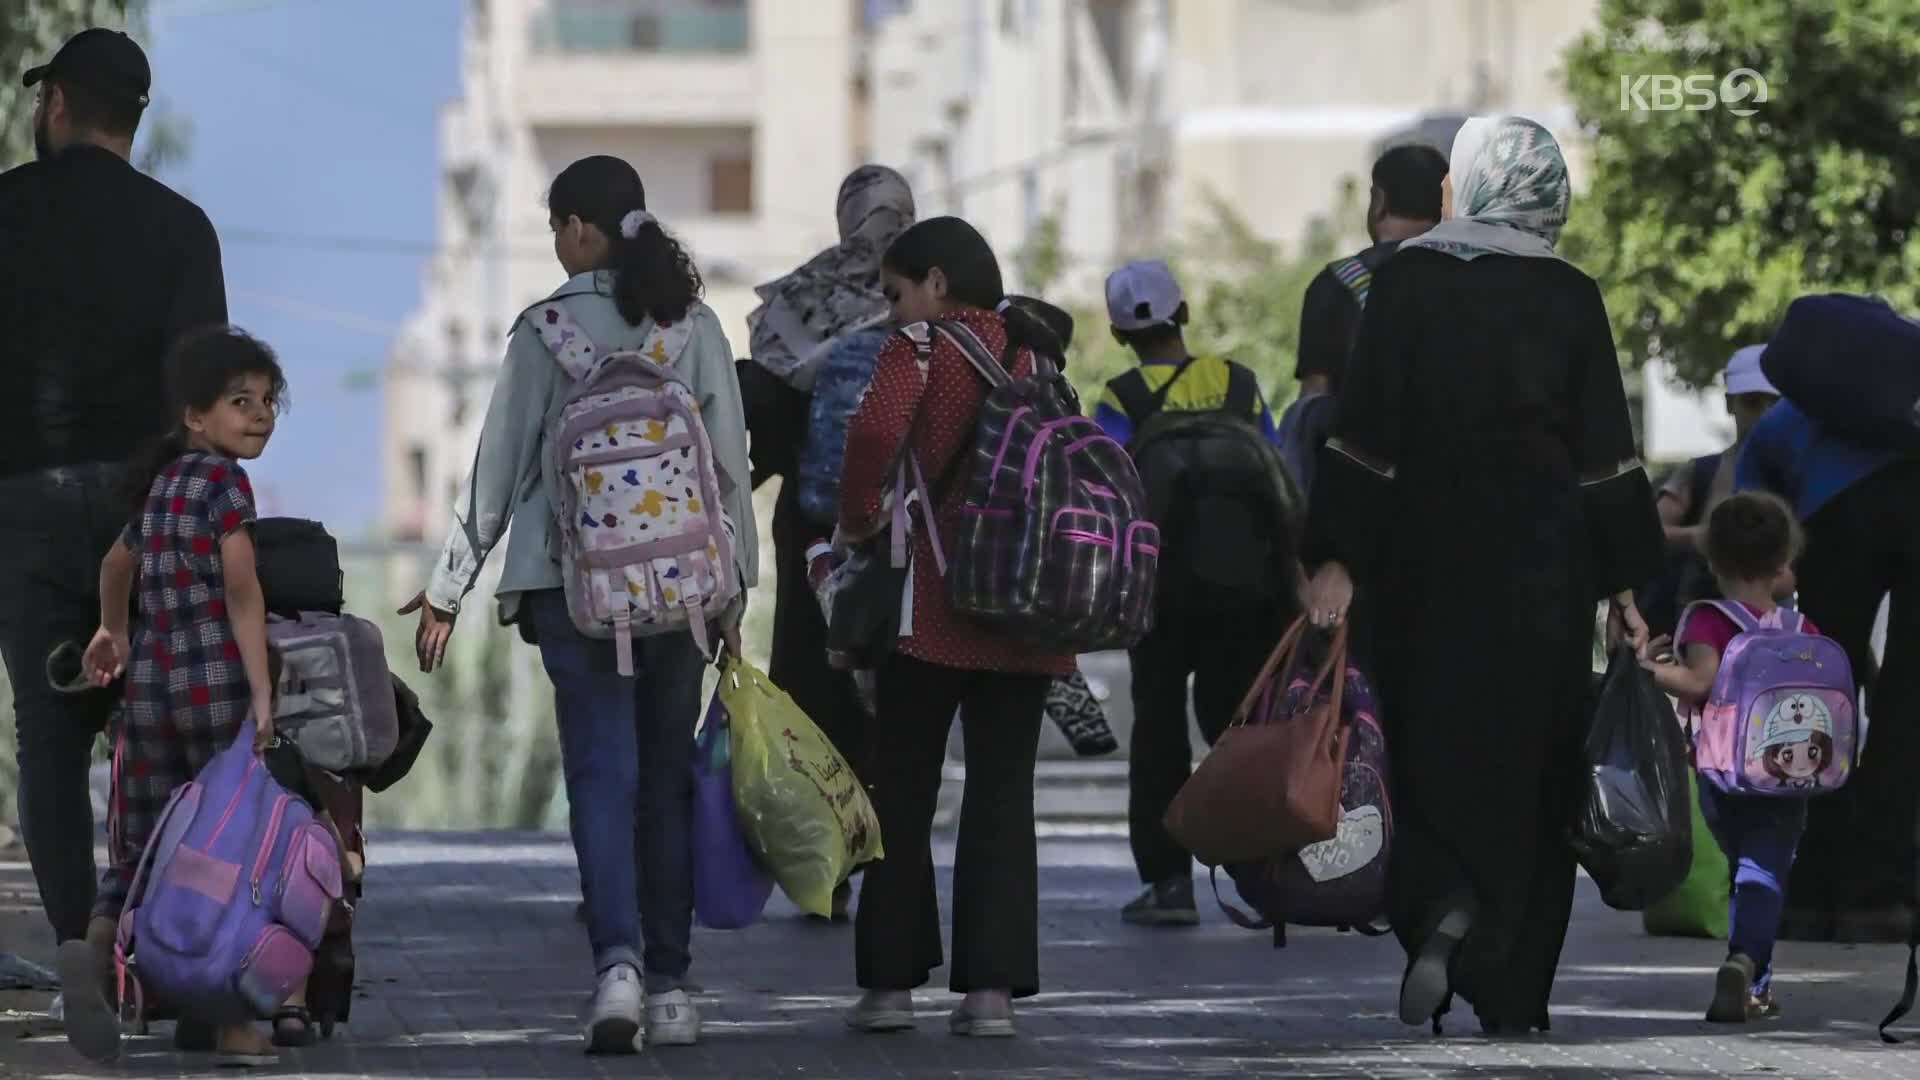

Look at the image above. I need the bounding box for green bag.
[1641,770,1730,938]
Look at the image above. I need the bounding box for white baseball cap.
[1724,345,1778,397]
[1105,260,1185,332]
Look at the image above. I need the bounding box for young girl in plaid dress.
[69,326,287,1066]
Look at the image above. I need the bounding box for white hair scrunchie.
[619,209,657,239]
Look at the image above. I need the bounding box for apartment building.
[384,0,859,548]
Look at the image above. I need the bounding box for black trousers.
[1789,458,1920,913]
[855,654,1047,997]
[1127,611,1286,885]
[0,464,130,944]
[766,484,869,778]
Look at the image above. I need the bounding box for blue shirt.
[1735,400,1907,520]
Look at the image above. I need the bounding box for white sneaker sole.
[848,1008,916,1032]
[949,1013,1016,1038]
[647,1021,699,1047]
[583,1015,641,1054]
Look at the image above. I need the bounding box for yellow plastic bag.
[721,658,883,915]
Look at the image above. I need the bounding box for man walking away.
[1280,143,1448,496]
[1094,261,1301,926]
[0,27,226,1009]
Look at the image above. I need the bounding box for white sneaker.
[46,993,64,1024]
[646,988,701,1047]
[583,964,643,1054]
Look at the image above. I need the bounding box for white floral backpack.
[529,300,740,674]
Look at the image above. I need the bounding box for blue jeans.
[1698,785,1807,994]
[530,589,704,992]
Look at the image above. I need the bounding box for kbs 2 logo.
[1619,69,1769,117]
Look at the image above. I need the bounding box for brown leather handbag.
[1162,616,1351,867]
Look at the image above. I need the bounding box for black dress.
[1302,249,1662,1032]
[736,359,870,777]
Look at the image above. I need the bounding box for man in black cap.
[1,27,226,1062]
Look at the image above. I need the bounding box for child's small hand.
[82,626,129,686]
[251,691,275,754]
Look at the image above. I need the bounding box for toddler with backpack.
[1641,491,1857,1023]
[70,327,301,1065]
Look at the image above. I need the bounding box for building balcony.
[529,0,749,56]
[518,51,758,126]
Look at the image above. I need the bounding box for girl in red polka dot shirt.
[78,326,286,1064]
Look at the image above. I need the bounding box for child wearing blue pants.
[1644,491,1813,1022]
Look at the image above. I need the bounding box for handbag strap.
[1233,615,1310,724]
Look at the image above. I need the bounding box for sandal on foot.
[272,1006,316,1048]
[1400,910,1470,1027]
[55,940,122,1064]
[216,1048,280,1068]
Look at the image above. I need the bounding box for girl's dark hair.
[548,155,703,327]
[882,216,1059,359]
[1705,490,1802,584]
[125,325,288,514]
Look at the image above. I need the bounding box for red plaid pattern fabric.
[97,451,257,918]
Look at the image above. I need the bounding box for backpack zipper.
[205,756,261,850]
[249,795,291,906]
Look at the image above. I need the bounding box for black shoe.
[1706,953,1756,1023]
[1121,878,1198,927]
[1400,910,1469,1027]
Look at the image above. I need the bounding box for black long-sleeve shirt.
[0,144,227,477]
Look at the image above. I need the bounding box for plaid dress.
[97,451,258,918]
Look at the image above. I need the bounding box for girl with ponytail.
[403,154,756,1053]
[837,215,1070,1037]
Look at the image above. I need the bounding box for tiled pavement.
[5,830,1920,1078]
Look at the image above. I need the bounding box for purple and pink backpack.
[116,731,344,1025]
[1683,599,1858,797]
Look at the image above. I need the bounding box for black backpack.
[1111,359,1302,617]
[254,517,344,619]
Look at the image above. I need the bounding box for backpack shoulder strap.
[1222,360,1260,417]
[1680,452,1723,526]
[931,319,1009,388]
[526,300,602,380]
[1109,368,1156,423]
[1329,255,1374,308]
[1682,598,1761,637]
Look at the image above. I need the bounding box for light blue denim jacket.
[425,271,759,621]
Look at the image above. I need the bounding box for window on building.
[709,155,754,214]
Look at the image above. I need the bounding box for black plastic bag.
[1569,645,1692,911]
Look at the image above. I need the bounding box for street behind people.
[404,155,758,1053]
[1091,260,1298,927]
[840,216,1072,1039]
[1303,115,1662,1035]
[0,25,226,1019]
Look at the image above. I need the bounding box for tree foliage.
[1562,0,1920,386]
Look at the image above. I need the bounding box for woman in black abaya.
[1302,116,1661,1035]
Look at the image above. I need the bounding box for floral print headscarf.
[1401,116,1570,263]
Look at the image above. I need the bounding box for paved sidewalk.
[4,830,1920,1078]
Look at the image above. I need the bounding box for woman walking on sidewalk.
[1303,117,1662,1035]
[838,217,1073,1038]
[403,155,756,1054]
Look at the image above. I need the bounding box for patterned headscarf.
[748,165,916,387]
[1401,116,1570,263]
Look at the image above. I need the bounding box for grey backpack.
[268,612,398,772]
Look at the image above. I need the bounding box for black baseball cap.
[22,28,151,106]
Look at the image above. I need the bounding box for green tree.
[1561,0,1920,386]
